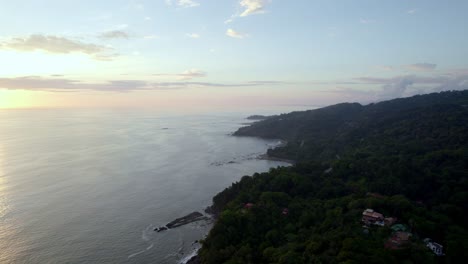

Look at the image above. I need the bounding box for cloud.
[224,17,234,24]
[226,29,248,39]
[90,53,120,61]
[143,35,159,39]
[99,30,129,40]
[407,9,417,14]
[320,72,468,104]
[360,18,375,24]
[378,65,394,71]
[186,33,200,38]
[406,63,437,72]
[0,76,147,92]
[0,34,117,60]
[247,81,292,85]
[224,0,270,24]
[373,63,436,72]
[379,77,415,99]
[178,0,199,7]
[153,69,207,80]
[0,76,287,92]
[166,0,200,8]
[179,69,206,79]
[116,24,129,29]
[240,0,270,17]
[355,72,468,100]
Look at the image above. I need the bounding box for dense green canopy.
[199,91,468,264]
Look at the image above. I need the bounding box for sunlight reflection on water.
[0,148,9,218]
[0,148,16,264]
[0,110,291,263]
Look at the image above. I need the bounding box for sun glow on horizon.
[0,90,37,109]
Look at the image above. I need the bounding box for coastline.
[256,153,296,165]
[256,139,296,165]
[181,248,201,264]
[182,134,293,263]
[185,254,201,264]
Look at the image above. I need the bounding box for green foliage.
[200,91,468,263]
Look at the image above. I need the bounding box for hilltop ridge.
[198,90,468,263]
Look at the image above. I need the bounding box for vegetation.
[199,91,468,263]
[247,115,272,120]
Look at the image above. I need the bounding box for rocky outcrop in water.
[154,211,210,232]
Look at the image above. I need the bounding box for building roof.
[391,224,408,232]
[244,203,254,209]
[362,209,384,219]
[394,231,411,241]
[385,231,412,250]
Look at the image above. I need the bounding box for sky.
[0,0,467,109]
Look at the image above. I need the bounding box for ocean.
[0,109,291,263]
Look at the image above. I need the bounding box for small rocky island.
[154,211,210,232]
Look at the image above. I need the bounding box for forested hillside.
[198,91,468,264]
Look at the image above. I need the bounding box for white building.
[424,238,444,256]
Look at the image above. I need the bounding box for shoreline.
[181,248,201,264]
[258,139,296,165]
[257,152,295,165]
[182,135,294,264]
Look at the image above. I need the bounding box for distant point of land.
[246,115,270,120]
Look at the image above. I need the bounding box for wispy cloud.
[179,69,206,79]
[179,0,200,7]
[225,0,271,23]
[0,76,288,92]
[186,33,200,39]
[153,69,207,80]
[116,24,129,29]
[0,34,118,61]
[377,65,394,71]
[359,18,375,24]
[247,81,292,85]
[224,17,235,24]
[143,35,159,39]
[226,29,248,39]
[407,9,417,14]
[0,76,147,92]
[166,0,200,8]
[93,53,120,61]
[406,63,437,72]
[374,63,437,72]
[240,0,270,17]
[98,30,129,40]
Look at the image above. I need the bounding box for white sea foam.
[127,250,146,259]
[142,224,153,241]
[179,247,199,264]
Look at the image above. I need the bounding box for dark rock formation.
[154,211,210,232]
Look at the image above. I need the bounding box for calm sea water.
[0,109,290,264]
